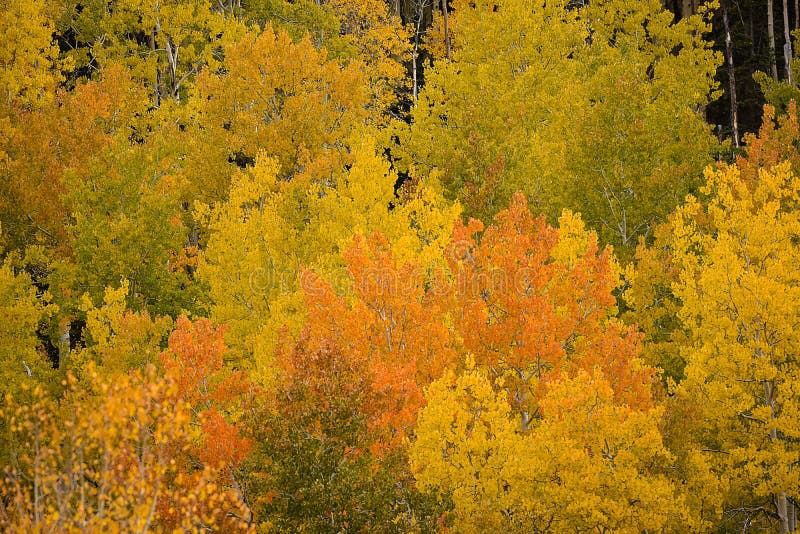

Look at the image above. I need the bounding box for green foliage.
[754,65,800,116]
[54,125,208,318]
[401,0,721,255]
[0,244,57,400]
[52,0,243,104]
[245,0,354,56]
[248,346,440,532]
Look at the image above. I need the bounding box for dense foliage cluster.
[4,0,800,532]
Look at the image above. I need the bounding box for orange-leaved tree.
[410,192,693,531]
[247,233,455,530]
[160,316,254,476]
[446,191,654,430]
[284,232,456,450]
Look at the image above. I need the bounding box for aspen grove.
[5,0,800,532]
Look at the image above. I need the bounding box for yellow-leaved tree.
[624,102,800,384]
[0,0,65,109]
[64,280,173,381]
[244,0,407,111]
[668,161,800,532]
[180,23,375,206]
[197,138,459,379]
[0,232,57,401]
[411,365,696,532]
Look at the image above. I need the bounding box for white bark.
[770,0,780,80]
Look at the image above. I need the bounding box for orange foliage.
[446,192,654,413]
[160,316,253,470]
[284,193,655,444]
[198,407,252,468]
[0,64,147,254]
[737,102,800,183]
[278,233,457,450]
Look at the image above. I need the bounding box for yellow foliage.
[0,366,252,532]
[411,366,695,532]
[67,280,173,380]
[198,138,459,381]
[669,162,800,529]
[0,230,58,399]
[183,23,374,206]
[327,0,408,109]
[0,0,67,108]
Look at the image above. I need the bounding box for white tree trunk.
[770,0,780,80]
[784,0,794,85]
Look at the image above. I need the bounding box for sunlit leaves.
[411,365,689,532]
[198,139,458,375]
[446,192,653,414]
[402,0,720,254]
[0,0,65,108]
[668,162,800,529]
[160,316,254,471]
[0,367,252,532]
[0,238,56,400]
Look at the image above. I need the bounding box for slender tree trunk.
[166,39,178,100]
[411,40,418,101]
[58,322,70,368]
[148,32,161,108]
[149,17,164,108]
[764,379,792,532]
[770,0,780,80]
[515,373,530,431]
[785,0,795,85]
[778,490,791,534]
[519,390,530,432]
[441,0,451,59]
[188,220,199,277]
[411,0,425,101]
[723,2,740,146]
